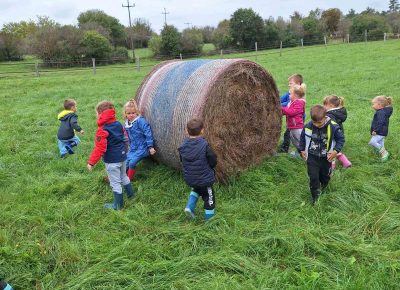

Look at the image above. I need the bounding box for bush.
[148,35,161,55]
[81,30,111,59]
[110,46,129,59]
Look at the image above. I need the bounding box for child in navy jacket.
[87,101,134,210]
[123,99,156,181]
[178,118,217,220]
[299,105,345,205]
[369,96,393,161]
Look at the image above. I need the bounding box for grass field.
[0,40,399,289]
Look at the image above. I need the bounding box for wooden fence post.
[136,57,140,71]
[280,41,282,56]
[92,58,96,75]
[35,61,40,77]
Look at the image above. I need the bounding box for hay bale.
[135,59,281,182]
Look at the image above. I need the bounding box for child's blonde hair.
[290,83,307,99]
[288,73,303,84]
[373,95,393,107]
[323,95,344,107]
[123,98,140,119]
[96,101,114,114]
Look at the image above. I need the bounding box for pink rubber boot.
[337,153,352,168]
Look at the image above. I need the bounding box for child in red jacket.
[281,84,306,156]
[87,101,134,210]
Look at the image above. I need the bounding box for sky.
[0,0,387,33]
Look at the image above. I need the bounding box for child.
[369,96,393,161]
[87,101,134,210]
[323,95,352,169]
[278,74,304,153]
[281,83,307,156]
[299,105,345,205]
[57,99,84,158]
[123,99,156,181]
[178,118,217,220]
[0,279,13,290]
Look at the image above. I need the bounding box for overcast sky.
[0,0,386,32]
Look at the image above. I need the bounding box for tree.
[212,19,232,49]
[389,0,399,12]
[80,31,111,58]
[264,17,280,46]
[78,10,126,47]
[321,8,342,35]
[346,9,357,18]
[181,27,204,54]
[387,12,400,32]
[230,8,265,49]
[160,25,181,57]
[200,26,215,43]
[350,14,389,40]
[148,34,161,55]
[129,18,153,48]
[0,31,23,61]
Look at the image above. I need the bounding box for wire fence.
[0,32,399,79]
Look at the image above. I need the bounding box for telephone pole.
[122,0,135,50]
[184,22,192,29]
[162,8,169,26]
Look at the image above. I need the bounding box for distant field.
[0,40,399,289]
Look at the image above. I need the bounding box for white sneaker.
[184,208,195,219]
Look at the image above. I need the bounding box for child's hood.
[97,109,117,126]
[382,106,393,117]
[327,107,347,123]
[58,110,75,120]
[180,137,207,161]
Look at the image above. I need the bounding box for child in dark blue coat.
[178,118,217,220]
[123,99,156,180]
[369,96,393,161]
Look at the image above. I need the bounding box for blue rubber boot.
[104,192,123,210]
[65,140,78,154]
[184,191,199,219]
[124,183,135,199]
[0,279,14,290]
[204,209,215,220]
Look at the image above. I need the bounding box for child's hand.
[300,151,307,160]
[87,164,93,172]
[372,131,376,136]
[327,150,337,161]
[149,147,156,155]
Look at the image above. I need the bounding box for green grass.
[132,48,154,59]
[202,43,216,53]
[0,40,400,289]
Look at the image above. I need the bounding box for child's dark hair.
[323,95,344,107]
[64,99,76,110]
[310,105,326,122]
[96,101,114,114]
[187,118,203,136]
[288,73,303,85]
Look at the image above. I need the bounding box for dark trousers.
[192,186,215,210]
[279,128,291,152]
[307,154,331,199]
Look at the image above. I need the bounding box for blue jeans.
[127,151,148,169]
[369,135,385,150]
[57,136,80,155]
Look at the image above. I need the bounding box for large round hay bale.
[135,59,281,182]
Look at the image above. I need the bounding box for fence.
[0,32,399,79]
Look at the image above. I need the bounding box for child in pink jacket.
[281,84,306,155]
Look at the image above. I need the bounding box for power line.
[122,0,135,50]
[162,8,169,26]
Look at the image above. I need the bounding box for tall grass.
[0,40,399,289]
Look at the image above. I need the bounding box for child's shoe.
[331,160,336,171]
[184,191,199,219]
[104,192,123,210]
[60,153,67,158]
[204,209,215,220]
[289,151,301,159]
[65,144,74,154]
[381,151,390,162]
[0,279,14,290]
[124,183,135,199]
[127,168,136,180]
[337,153,352,168]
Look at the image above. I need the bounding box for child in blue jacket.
[279,73,304,153]
[179,118,217,220]
[123,99,156,180]
[369,96,393,161]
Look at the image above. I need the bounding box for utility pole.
[162,8,169,26]
[122,0,135,50]
[184,22,192,29]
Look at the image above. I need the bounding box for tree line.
[1,1,399,63]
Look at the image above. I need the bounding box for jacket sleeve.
[371,110,385,133]
[140,118,154,148]
[333,126,345,153]
[299,128,306,151]
[281,100,304,117]
[70,115,82,132]
[206,145,217,169]
[88,127,109,166]
[280,92,290,107]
